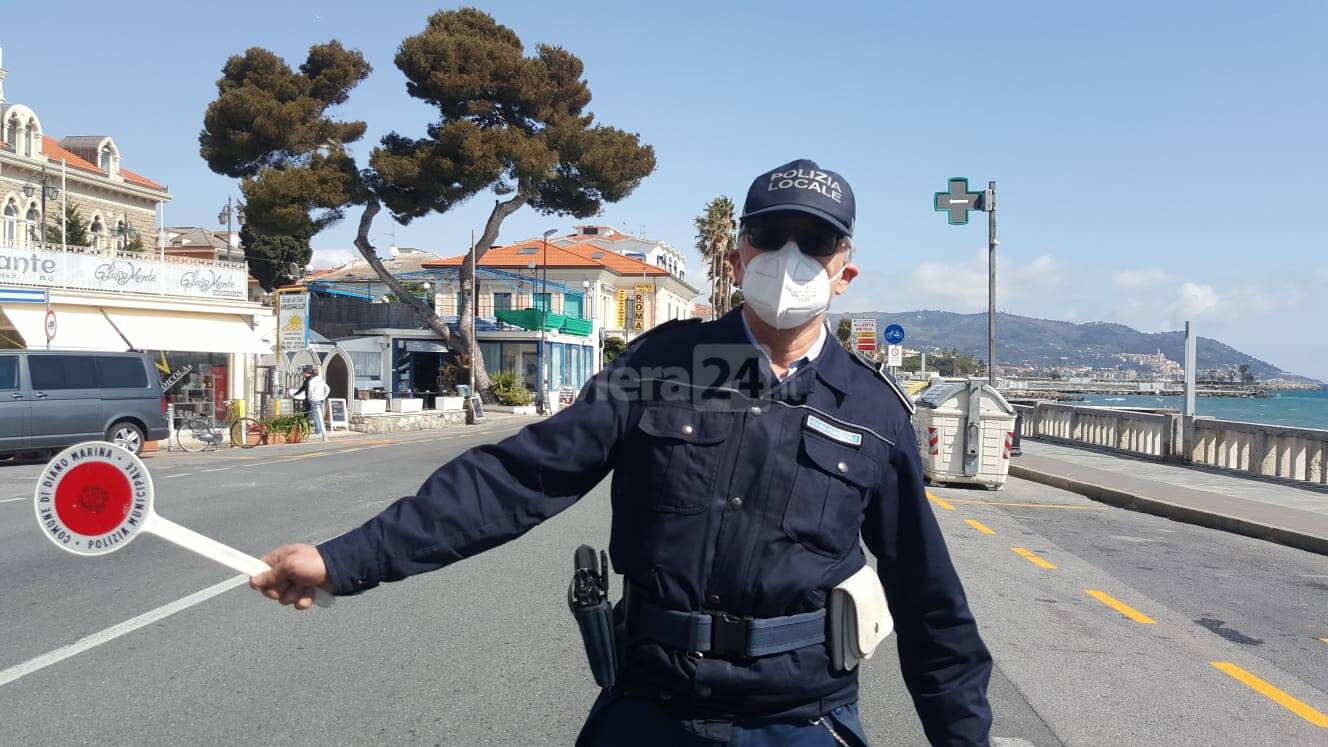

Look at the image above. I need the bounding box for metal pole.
[225,196,233,262]
[539,235,547,414]
[60,159,66,249]
[987,180,997,387]
[40,164,47,243]
[1184,321,1196,417]
[468,228,476,395]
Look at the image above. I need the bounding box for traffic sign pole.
[987,180,997,387]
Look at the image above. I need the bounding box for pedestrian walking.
[251,159,992,745]
[290,366,329,441]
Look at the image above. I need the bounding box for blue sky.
[4,1,1326,378]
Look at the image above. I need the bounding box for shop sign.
[0,247,246,300]
[277,291,310,353]
[632,292,646,331]
[616,289,627,329]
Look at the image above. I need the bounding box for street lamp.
[217,196,245,262]
[22,165,61,244]
[114,220,139,251]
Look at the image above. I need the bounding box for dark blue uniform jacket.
[318,308,993,745]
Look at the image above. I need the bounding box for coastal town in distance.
[1,3,1326,746]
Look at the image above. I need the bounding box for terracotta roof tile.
[119,167,165,191]
[424,240,669,276]
[41,136,99,172]
[40,136,167,192]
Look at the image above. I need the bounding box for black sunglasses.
[742,218,845,258]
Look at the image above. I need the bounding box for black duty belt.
[629,591,826,659]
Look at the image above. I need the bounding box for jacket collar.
[714,308,851,398]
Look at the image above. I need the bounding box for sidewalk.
[1011,440,1328,556]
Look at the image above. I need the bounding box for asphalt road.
[0,422,1324,745]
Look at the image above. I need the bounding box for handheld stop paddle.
[33,442,333,608]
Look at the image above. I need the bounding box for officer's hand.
[250,544,332,610]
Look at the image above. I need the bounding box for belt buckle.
[707,611,751,659]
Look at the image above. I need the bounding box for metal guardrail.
[1011,401,1328,487]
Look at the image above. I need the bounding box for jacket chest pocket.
[629,405,735,513]
[782,433,879,558]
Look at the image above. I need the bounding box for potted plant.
[263,414,311,444]
[488,371,537,414]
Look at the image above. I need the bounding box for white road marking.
[159,473,191,479]
[991,739,1036,747]
[0,574,249,689]
[0,495,27,504]
[198,468,228,473]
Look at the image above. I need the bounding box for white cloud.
[1224,284,1301,315]
[906,251,1062,311]
[1112,268,1170,288]
[1173,277,1221,315]
[309,248,359,269]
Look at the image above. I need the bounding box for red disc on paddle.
[34,442,154,556]
[53,461,133,537]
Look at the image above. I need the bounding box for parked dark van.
[0,350,170,458]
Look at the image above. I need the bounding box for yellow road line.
[964,519,995,535]
[1085,589,1156,624]
[945,499,1107,511]
[926,493,955,511]
[1011,546,1056,569]
[1211,661,1328,728]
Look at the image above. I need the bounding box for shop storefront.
[0,245,272,423]
[478,339,595,392]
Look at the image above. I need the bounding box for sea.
[1076,389,1328,430]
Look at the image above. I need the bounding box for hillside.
[831,310,1314,382]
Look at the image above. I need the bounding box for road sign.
[934,177,985,225]
[0,287,48,304]
[887,344,903,367]
[883,324,905,345]
[44,309,57,343]
[33,443,333,606]
[850,318,877,352]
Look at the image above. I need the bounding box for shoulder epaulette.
[848,351,916,415]
[626,318,702,348]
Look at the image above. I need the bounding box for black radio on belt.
[568,544,618,689]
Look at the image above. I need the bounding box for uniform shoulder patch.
[848,351,916,416]
[626,317,702,348]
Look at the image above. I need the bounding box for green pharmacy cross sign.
[934,177,986,225]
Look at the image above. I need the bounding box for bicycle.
[176,400,266,452]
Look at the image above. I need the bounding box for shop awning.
[103,309,271,355]
[0,304,129,351]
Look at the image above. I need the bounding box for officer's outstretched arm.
[861,425,994,746]
[314,363,630,596]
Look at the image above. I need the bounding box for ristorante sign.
[0,247,246,300]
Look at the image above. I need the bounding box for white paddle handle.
[146,514,334,608]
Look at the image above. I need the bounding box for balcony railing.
[309,296,593,340]
[0,238,249,301]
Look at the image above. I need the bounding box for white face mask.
[740,241,843,330]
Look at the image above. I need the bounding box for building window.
[100,144,114,171]
[23,122,35,157]
[2,199,17,245]
[534,292,551,312]
[24,205,40,244]
[493,292,513,311]
[3,117,15,148]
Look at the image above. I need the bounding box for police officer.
[250,159,993,746]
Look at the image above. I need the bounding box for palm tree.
[693,196,738,319]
